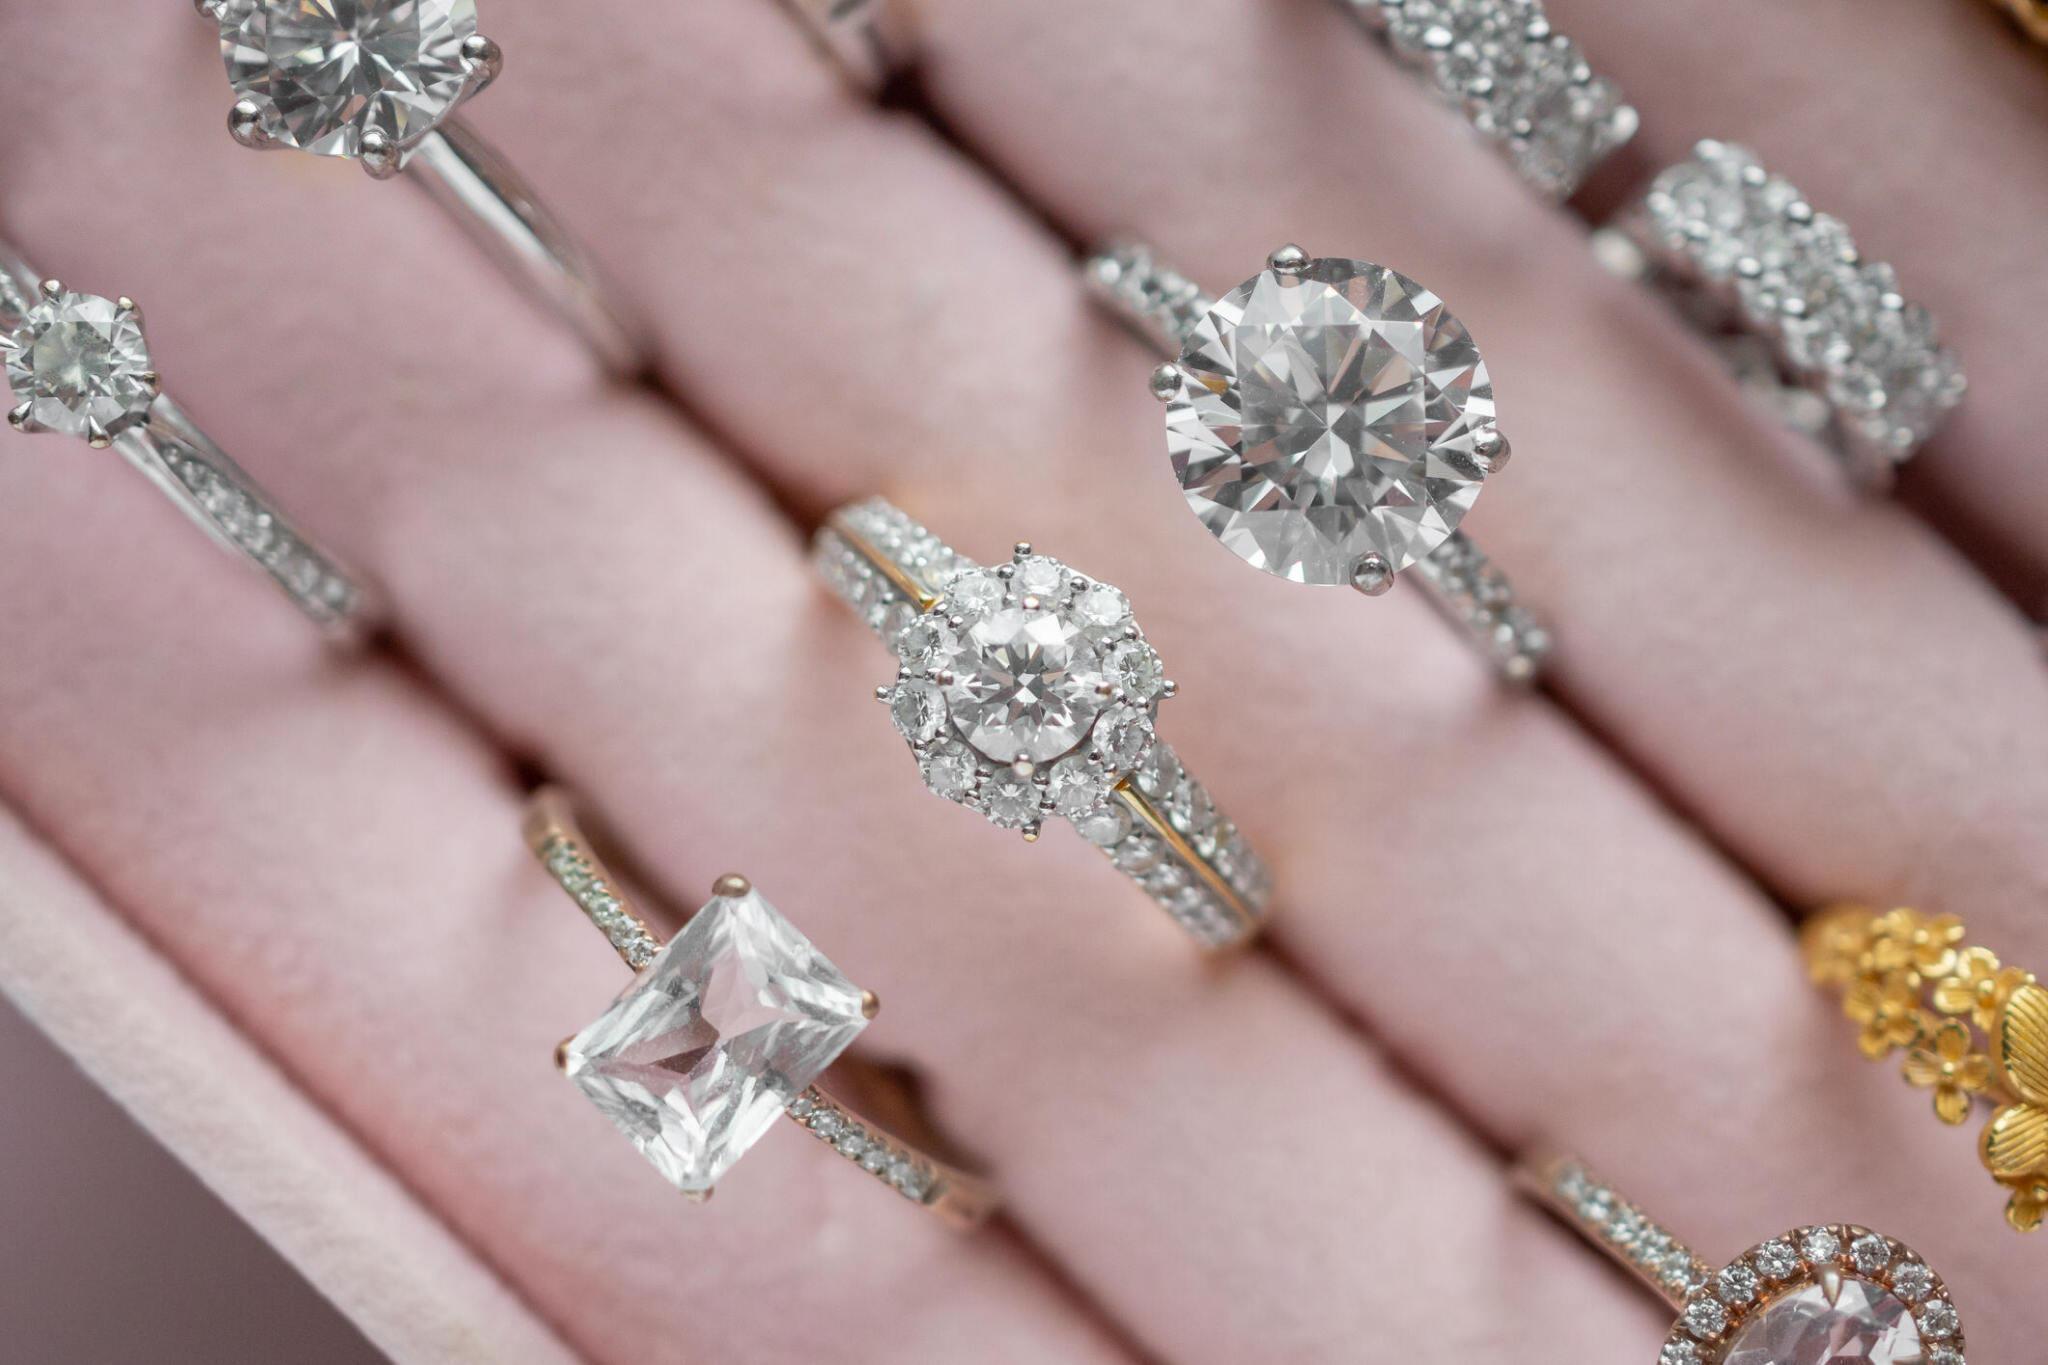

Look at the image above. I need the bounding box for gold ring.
[526,788,996,1227]
[1804,903,2048,1233]
[1520,1153,1971,1363]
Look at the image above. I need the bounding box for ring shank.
[1517,1152,1711,1311]
[405,122,646,378]
[523,789,997,1227]
[1085,242,1551,683]
[0,240,379,640]
[814,497,1271,949]
[775,0,913,91]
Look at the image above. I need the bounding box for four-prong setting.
[209,0,498,174]
[879,541,1166,841]
[1160,246,1507,591]
[1,282,158,447]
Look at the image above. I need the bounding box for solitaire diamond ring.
[1088,242,1552,684]
[1598,140,1965,490]
[199,0,644,375]
[0,239,376,638]
[775,0,911,91]
[814,498,1273,951]
[1523,1154,1971,1365]
[529,789,997,1226]
[1805,905,2048,1234]
[1338,0,1637,200]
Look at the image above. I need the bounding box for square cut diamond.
[562,886,868,1194]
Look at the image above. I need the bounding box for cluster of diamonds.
[157,439,364,629]
[1075,743,1271,948]
[1553,1164,1966,1363]
[538,836,661,969]
[1407,530,1550,683]
[787,1088,941,1205]
[1086,243,1213,359]
[1347,0,1637,199]
[1640,140,1965,470]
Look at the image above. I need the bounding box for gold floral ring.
[1804,904,2048,1232]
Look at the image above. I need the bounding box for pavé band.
[815,498,1272,950]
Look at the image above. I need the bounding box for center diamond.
[1167,256,1495,584]
[942,603,1108,764]
[2,289,155,441]
[1723,1277,1927,1365]
[216,0,479,157]
[560,885,868,1195]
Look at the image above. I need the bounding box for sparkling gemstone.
[1168,256,1495,583]
[1685,1295,1729,1338]
[559,885,868,1194]
[216,0,479,158]
[889,681,944,744]
[2,289,155,439]
[1718,1263,1760,1305]
[1755,1241,1801,1281]
[941,603,1109,764]
[1723,1278,1929,1365]
[918,742,979,801]
[980,768,1041,828]
[1075,803,1131,846]
[1047,755,1112,817]
[1109,639,1165,700]
[1889,1263,1933,1304]
[1094,705,1153,768]
[1076,583,1129,629]
[1802,1228,1843,1265]
[1850,1234,1893,1276]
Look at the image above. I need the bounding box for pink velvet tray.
[0,2,2043,1361]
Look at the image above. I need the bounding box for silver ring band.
[776,0,914,91]
[1088,242,1551,684]
[0,241,378,639]
[1338,0,1637,200]
[815,497,1272,950]
[404,121,646,378]
[1598,139,1965,490]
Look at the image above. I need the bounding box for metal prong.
[712,873,751,898]
[874,684,893,702]
[683,1186,714,1204]
[7,402,37,433]
[192,0,225,18]
[1010,760,1035,778]
[358,130,403,180]
[1020,821,1041,843]
[1012,541,1032,560]
[860,990,881,1020]
[460,33,504,92]
[38,278,61,300]
[1472,427,1511,474]
[1350,553,1395,597]
[1267,243,1310,276]
[1159,679,1178,699]
[84,418,112,449]
[554,1036,575,1071]
[1149,362,1184,402]
[137,371,163,396]
[227,99,276,150]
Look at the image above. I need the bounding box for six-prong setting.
[880,542,1167,840]
[1,282,158,446]
[210,0,499,174]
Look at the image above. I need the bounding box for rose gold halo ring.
[525,788,996,1228]
[1519,1153,1969,1364]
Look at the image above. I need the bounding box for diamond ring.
[0,238,376,638]
[1523,1154,1971,1364]
[1597,140,1965,490]
[1805,905,2048,1234]
[528,789,997,1226]
[1337,0,1637,200]
[775,0,911,91]
[198,0,644,376]
[1087,242,1552,684]
[814,497,1273,951]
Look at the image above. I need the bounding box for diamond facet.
[1722,1277,1928,1365]
[216,0,480,158]
[1168,256,1496,584]
[942,603,1108,764]
[2,289,154,440]
[560,886,868,1194]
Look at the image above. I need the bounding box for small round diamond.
[1683,1295,1728,1339]
[858,1147,890,1173]
[1014,556,1066,598]
[1753,1239,1800,1282]
[980,768,1041,828]
[1659,1342,1700,1365]
[1095,704,1153,768]
[216,0,480,158]
[1135,744,1183,799]
[1801,1228,1842,1265]
[896,617,942,670]
[947,570,1002,617]
[1716,1263,1759,1305]
[1047,756,1112,818]
[1849,1233,1893,1276]
[1109,639,1165,700]
[1927,1349,1964,1365]
[808,1111,844,1140]
[1076,583,1129,629]
[1075,804,1131,847]
[1917,1300,1958,1340]
[2,289,156,440]
[889,681,944,744]
[918,742,979,801]
[1113,833,1163,874]
[1889,1261,1934,1304]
